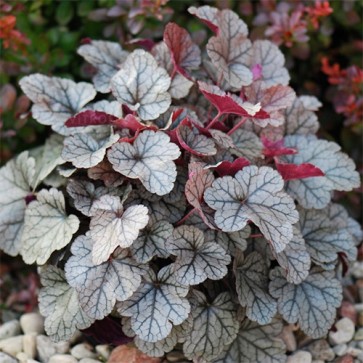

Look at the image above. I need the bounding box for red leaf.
[262,137,297,158]
[127,37,155,51]
[198,81,269,119]
[212,158,250,177]
[65,110,117,127]
[276,161,325,181]
[164,22,201,78]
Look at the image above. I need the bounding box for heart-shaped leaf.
[87,159,124,187]
[230,129,264,161]
[39,266,94,342]
[117,265,190,343]
[111,49,171,120]
[65,234,145,319]
[188,6,219,34]
[78,40,129,93]
[19,74,96,135]
[108,130,181,196]
[204,166,298,253]
[21,188,79,265]
[235,252,277,325]
[269,267,342,338]
[167,225,231,285]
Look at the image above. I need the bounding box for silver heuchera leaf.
[230,129,263,161]
[298,204,357,269]
[39,265,94,342]
[62,128,119,169]
[85,100,123,117]
[183,291,239,361]
[131,220,173,263]
[282,135,360,209]
[206,9,252,89]
[214,318,286,363]
[235,252,277,325]
[32,134,65,189]
[269,267,343,338]
[19,74,96,135]
[66,179,122,217]
[108,130,181,196]
[167,225,231,286]
[77,40,129,93]
[111,49,171,120]
[21,188,79,265]
[117,265,190,343]
[65,234,145,320]
[204,166,298,253]
[90,195,149,265]
[284,97,319,136]
[0,151,35,256]
[87,159,124,187]
[251,40,290,87]
[274,227,311,284]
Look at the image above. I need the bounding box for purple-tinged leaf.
[262,137,296,158]
[65,110,118,128]
[214,318,286,363]
[39,265,94,342]
[231,129,264,161]
[90,195,149,265]
[204,166,298,253]
[108,130,181,196]
[77,40,129,93]
[131,220,173,263]
[251,40,290,87]
[65,234,145,319]
[235,252,277,325]
[111,50,171,120]
[209,129,235,149]
[19,74,96,135]
[198,82,267,118]
[282,135,360,209]
[167,225,230,285]
[117,265,190,343]
[21,188,79,265]
[188,6,219,34]
[87,159,124,187]
[276,161,325,181]
[211,157,250,177]
[269,267,342,338]
[183,291,239,361]
[164,23,201,78]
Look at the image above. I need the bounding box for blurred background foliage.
[0,0,362,219]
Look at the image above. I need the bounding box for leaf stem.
[176,208,197,226]
[227,117,247,135]
[206,112,222,130]
[249,233,263,238]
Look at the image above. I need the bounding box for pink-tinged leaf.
[114,114,156,134]
[127,38,155,52]
[262,137,297,158]
[252,64,262,81]
[65,110,118,127]
[276,161,325,181]
[198,82,268,119]
[188,6,219,34]
[211,158,250,177]
[164,23,201,78]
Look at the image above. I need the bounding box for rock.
[0,352,19,363]
[312,361,325,363]
[79,359,102,363]
[165,351,186,362]
[36,335,57,363]
[329,318,356,345]
[287,351,312,363]
[55,341,70,354]
[68,330,83,345]
[358,342,363,350]
[356,304,363,313]
[16,352,29,363]
[307,339,335,360]
[95,345,111,360]
[0,335,24,356]
[26,360,41,363]
[279,325,297,352]
[334,355,354,363]
[20,313,44,335]
[346,347,363,358]
[355,329,363,341]
[339,302,358,324]
[23,333,37,359]
[0,320,21,339]
[108,345,161,363]
[359,312,363,327]
[70,343,97,359]
[48,354,78,363]
[357,352,363,362]
[352,262,363,279]
[334,344,349,356]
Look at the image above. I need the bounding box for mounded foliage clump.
[0,5,361,362]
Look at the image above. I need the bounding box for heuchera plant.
[1,5,362,362]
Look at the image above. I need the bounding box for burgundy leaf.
[262,137,297,158]
[198,82,269,119]
[127,38,155,51]
[65,110,117,127]
[164,23,201,78]
[212,158,250,177]
[81,317,133,345]
[276,161,325,181]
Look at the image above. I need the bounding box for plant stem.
[176,208,197,226]
[227,117,247,135]
[206,112,221,130]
